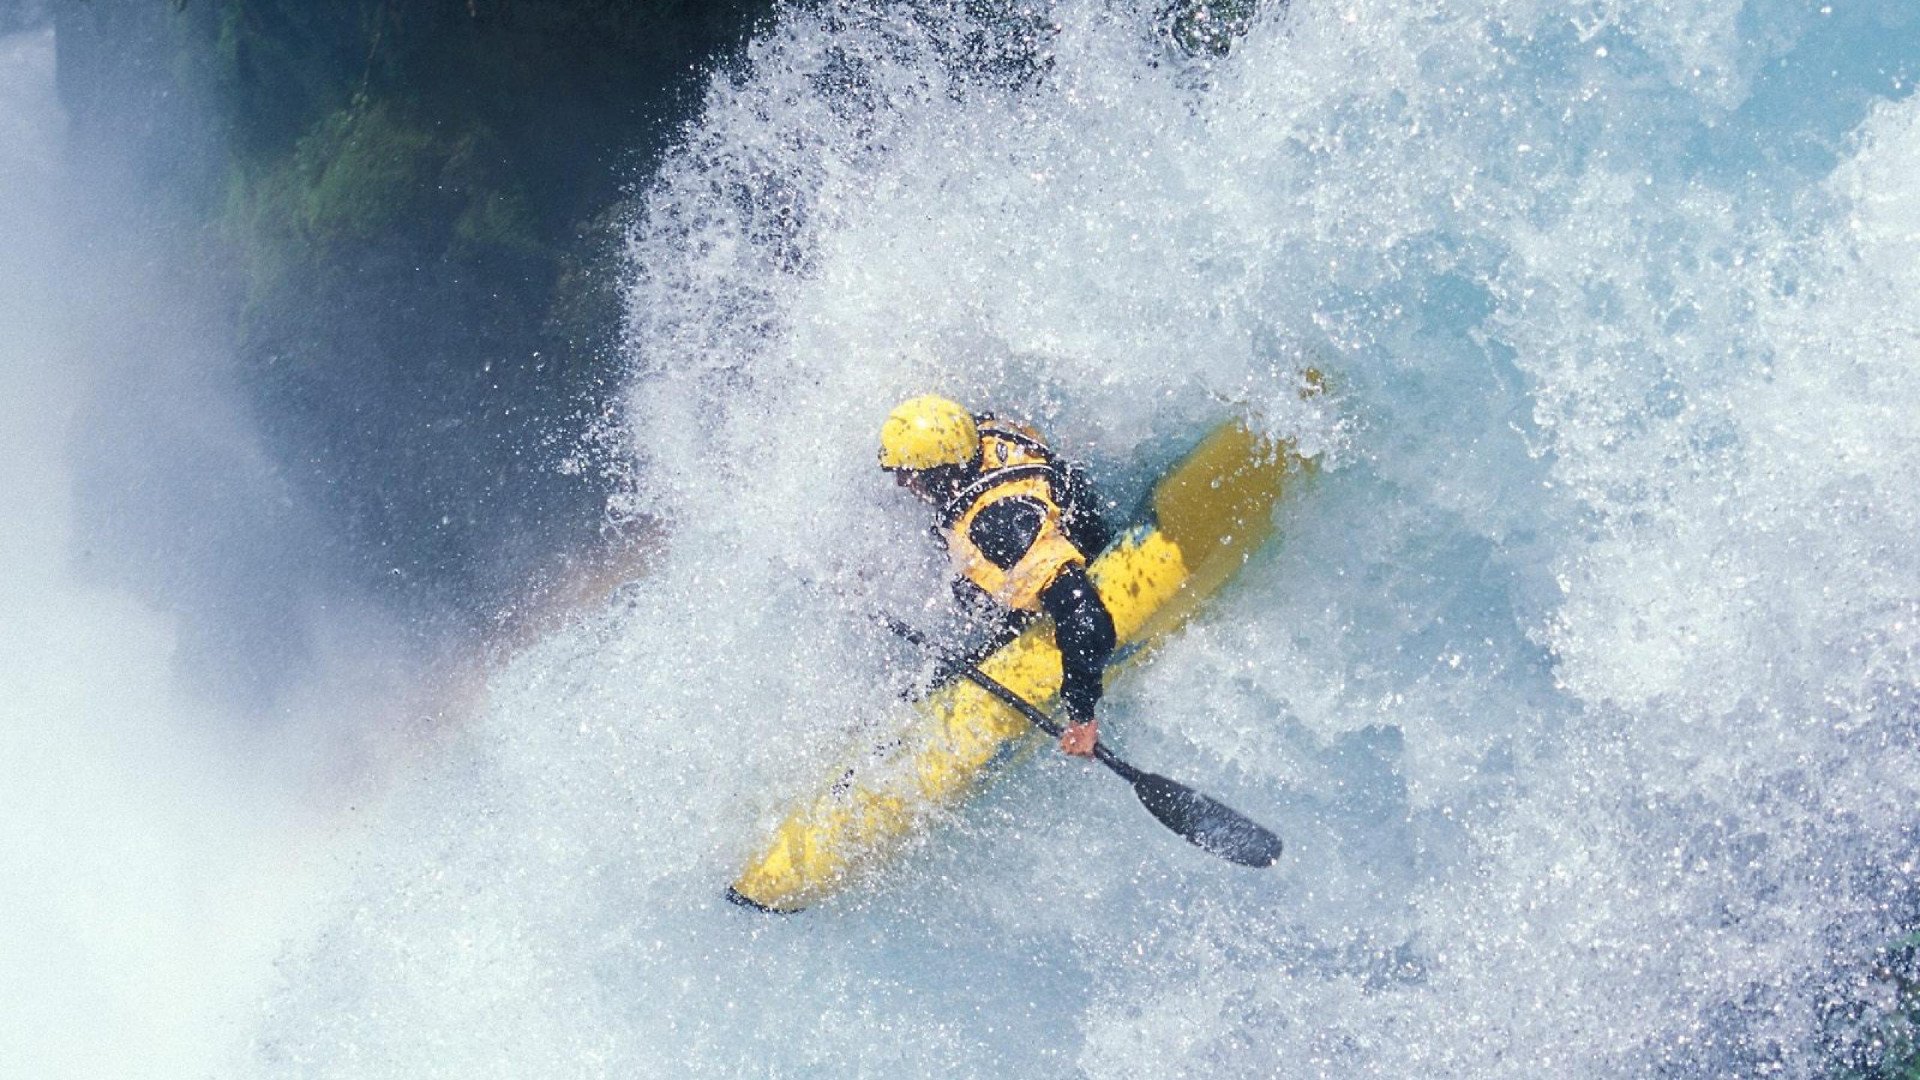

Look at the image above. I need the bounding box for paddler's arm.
[1039,563,1115,757]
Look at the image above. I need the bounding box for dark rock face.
[51,0,774,624]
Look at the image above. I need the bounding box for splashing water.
[253,2,1920,1076]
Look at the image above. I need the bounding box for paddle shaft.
[883,616,1282,868]
[887,619,1143,782]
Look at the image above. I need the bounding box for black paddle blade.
[1132,772,1283,868]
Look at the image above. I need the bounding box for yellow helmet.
[878,395,978,471]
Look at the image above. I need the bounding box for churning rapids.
[8,1,1920,1076]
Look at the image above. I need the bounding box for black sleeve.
[966,496,1046,569]
[1039,564,1116,725]
[1052,459,1115,556]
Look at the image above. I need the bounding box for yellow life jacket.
[939,418,1085,612]
[975,416,1052,472]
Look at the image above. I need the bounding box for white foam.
[251,3,1920,1076]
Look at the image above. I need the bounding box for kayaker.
[878,394,1117,757]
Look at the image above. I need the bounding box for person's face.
[894,468,941,504]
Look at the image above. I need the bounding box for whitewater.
[7,0,1920,1076]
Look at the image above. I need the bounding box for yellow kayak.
[728,417,1313,912]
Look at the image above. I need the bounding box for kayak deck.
[729,419,1309,912]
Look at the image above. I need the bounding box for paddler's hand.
[1059,719,1098,757]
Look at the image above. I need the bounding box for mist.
[1,23,425,1078]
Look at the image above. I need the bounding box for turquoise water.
[9,1,1920,1076]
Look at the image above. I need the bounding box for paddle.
[883,617,1283,869]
